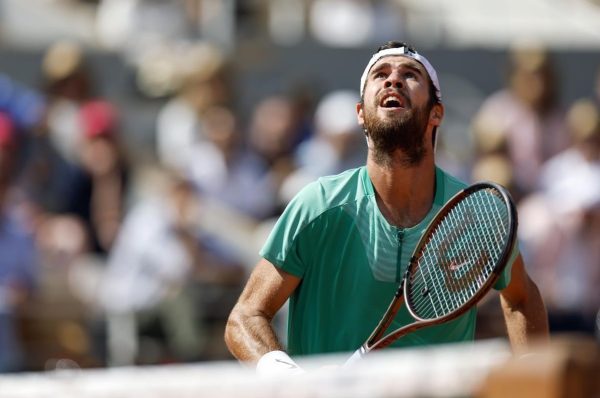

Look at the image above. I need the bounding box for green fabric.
[260,166,516,356]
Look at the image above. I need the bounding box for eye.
[404,71,417,79]
[373,71,387,79]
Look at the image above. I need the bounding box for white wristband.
[256,350,305,377]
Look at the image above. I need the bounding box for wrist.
[256,350,305,377]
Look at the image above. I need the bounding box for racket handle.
[343,345,368,368]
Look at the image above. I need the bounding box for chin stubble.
[363,105,430,167]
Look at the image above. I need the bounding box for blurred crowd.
[0,36,370,372]
[470,44,600,341]
[0,1,599,374]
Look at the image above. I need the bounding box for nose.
[384,70,403,90]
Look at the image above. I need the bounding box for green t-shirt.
[260,166,514,356]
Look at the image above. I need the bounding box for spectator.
[99,171,244,365]
[0,113,38,372]
[155,42,231,172]
[15,48,130,368]
[519,98,600,335]
[18,42,128,261]
[302,89,365,175]
[76,100,130,254]
[28,100,129,266]
[21,41,125,262]
[186,106,279,220]
[41,41,93,164]
[280,90,366,202]
[247,94,304,212]
[472,43,569,201]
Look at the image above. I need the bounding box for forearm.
[225,304,283,362]
[225,259,300,369]
[501,277,550,353]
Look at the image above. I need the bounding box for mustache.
[376,89,411,107]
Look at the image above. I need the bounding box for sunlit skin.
[359,57,431,127]
[356,55,444,228]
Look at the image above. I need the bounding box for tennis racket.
[345,182,517,365]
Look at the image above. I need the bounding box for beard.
[363,101,432,167]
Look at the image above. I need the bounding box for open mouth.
[379,93,407,109]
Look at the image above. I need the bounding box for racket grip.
[343,345,367,368]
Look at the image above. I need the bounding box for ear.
[356,102,365,128]
[429,103,444,126]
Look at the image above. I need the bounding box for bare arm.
[500,254,550,353]
[225,258,301,362]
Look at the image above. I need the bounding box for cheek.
[362,94,379,115]
[408,81,429,104]
[363,82,381,104]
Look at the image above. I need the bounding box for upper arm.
[498,253,550,347]
[235,258,301,320]
[499,254,533,307]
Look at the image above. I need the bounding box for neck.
[367,151,436,228]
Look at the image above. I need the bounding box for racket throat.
[395,229,405,282]
[366,291,406,349]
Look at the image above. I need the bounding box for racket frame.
[360,182,517,353]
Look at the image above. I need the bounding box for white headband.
[359,47,441,101]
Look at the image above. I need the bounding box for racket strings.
[415,203,477,315]
[435,204,483,311]
[407,189,510,320]
[423,192,506,314]
[437,193,504,303]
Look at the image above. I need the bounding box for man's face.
[357,55,439,165]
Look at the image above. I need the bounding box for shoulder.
[261,167,368,270]
[436,167,468,200]
[274,167,368,236]
[290,167,367,213]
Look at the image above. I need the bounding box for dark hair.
[375,40,416,53]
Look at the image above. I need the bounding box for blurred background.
[0,0,599,374]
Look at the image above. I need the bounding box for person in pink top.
[472,44,569,200]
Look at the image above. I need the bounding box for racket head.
[403,182,517,323]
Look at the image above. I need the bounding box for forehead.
[370,55,427,74]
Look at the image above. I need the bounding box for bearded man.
[225,41,549,375]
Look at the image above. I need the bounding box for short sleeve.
[493,240,520,290]
[259,181,324,278]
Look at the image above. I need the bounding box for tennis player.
[225,41,549,375]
